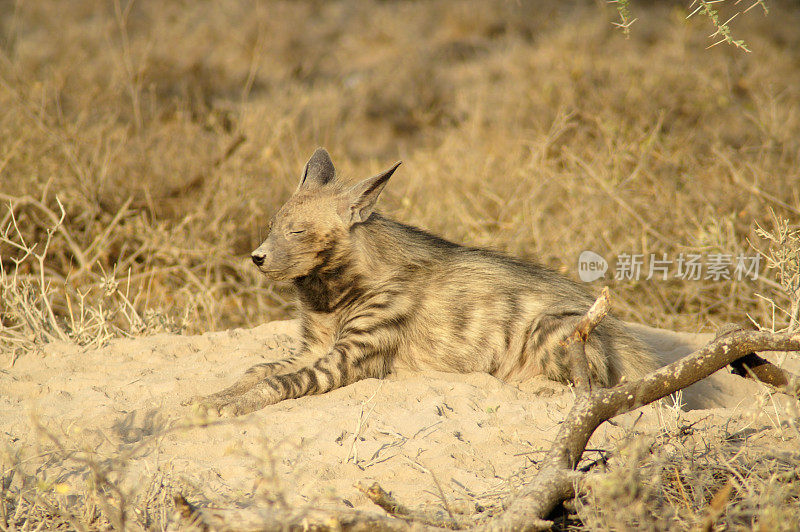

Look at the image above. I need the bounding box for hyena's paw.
[185,390,272,418]
[217,388,277,416]
[183,393,236,419]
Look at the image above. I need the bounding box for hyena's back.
[341,219,657,387]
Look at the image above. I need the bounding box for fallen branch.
[482,320,800,531]
[717,323,799,397]
[730,352,799,396]
[560,286,612,389]
[174,489,423,531]
[358,482,468,530]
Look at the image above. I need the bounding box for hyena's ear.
[342,161,401,225]
[298,148,335,190]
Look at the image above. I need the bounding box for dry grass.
[1,0,800,530]
[578,395,800,531]
[2,0,799,344]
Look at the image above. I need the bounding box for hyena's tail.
[623,322,750,410]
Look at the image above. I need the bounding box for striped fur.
[197,148,657,416]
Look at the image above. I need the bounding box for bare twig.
[0,193,89,271]
[730,352,799,396]
[716,323,799,396]
[358,482,466,530]
[560,287,612,389]
[347,382,383,464]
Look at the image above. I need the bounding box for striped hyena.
[195,148,657,416]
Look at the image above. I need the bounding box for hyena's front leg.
[188,353,307,407]
[197,341,390,417]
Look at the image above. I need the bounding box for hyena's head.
[251,148,400,280]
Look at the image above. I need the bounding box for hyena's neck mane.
[351,213,461,277]
[293,213,459,315]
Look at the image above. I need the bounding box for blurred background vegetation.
[1,0,799,350]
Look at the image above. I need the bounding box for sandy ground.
[2,320,798,528]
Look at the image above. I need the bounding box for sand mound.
[2,321,797,529]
